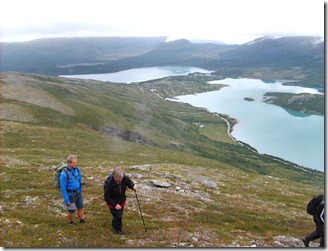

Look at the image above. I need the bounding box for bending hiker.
[104,167,137,235]
[60,155,86,225]
[302,195,324,247]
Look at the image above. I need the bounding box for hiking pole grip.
[135,190,147,233]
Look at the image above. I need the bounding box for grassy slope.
[0,73,323,247]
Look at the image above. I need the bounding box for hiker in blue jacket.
[60,155,86,225]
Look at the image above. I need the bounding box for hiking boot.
[302,238,309,247]
[112,228,124,235]
[117,230,125,235]
[80,219,87,223]
[70,221,76,226]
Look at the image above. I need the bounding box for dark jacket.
[104,174,135,208]
[314,200,324,230]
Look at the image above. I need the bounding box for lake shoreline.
[59,68,323,171]
[176,78,323,171]
[214,112,317,172]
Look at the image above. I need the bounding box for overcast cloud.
[0,0,325,44]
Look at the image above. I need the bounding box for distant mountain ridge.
[219,36,324,68]
[0,36,324,89]
[0,36,167,73]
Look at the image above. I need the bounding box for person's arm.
[60,170,70,205]
[125,175,137,190]
[77,167,82,192]
[104,183,118,207]
[77,166,82,182]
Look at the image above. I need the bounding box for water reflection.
[284,109,312,118]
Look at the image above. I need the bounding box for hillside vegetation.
[0,72,323,247]
[264,92,324,116]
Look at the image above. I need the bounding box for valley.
[0,35,324,247]
[0,72,323,247]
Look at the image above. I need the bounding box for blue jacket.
[60,166,82,205]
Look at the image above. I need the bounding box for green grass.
[1,161,321,247]
[0,72,324,247]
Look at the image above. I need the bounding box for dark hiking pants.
[304,223,324,247]
[110,208,124,231]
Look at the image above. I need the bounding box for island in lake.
[244,97,255,101]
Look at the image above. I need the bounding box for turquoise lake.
[61,67,324,171]
[175,78,324,171]
[61,66,211,83]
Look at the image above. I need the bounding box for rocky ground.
[1,162,321,247]
[45,164,319,247]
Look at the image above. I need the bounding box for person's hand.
[115,204,122,210]
[133,185,137,191]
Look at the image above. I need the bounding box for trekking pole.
[134,190,147,233]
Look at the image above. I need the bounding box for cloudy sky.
[0,0,324,44]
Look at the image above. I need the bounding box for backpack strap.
[320,208,324,223]
[66,167,82,188]
[63,168,70,182]
[76,167,81,181]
